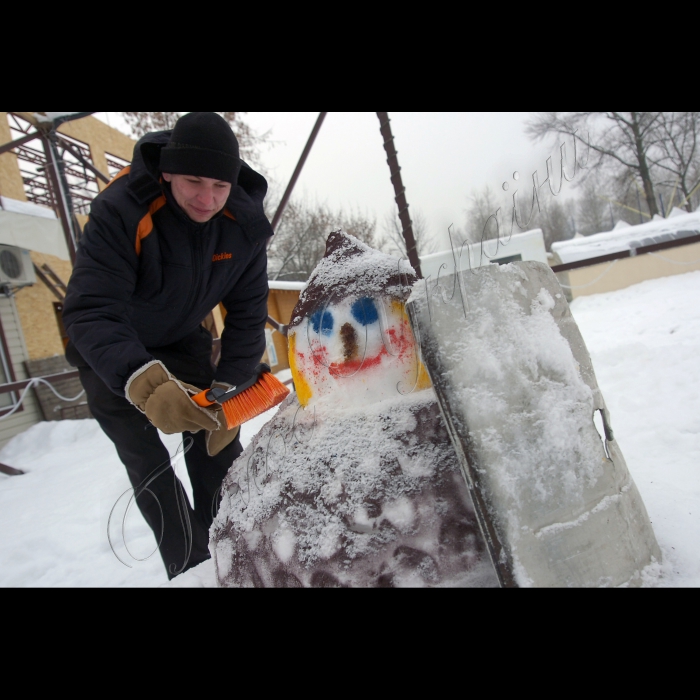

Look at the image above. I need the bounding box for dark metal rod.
[41,263,68,293]
[40,134,78,265]
[0,369,80,396]
[552,251,631,273]
[377,112,422,278]
[636,232,700,255]
[0,131,38,157]
[55,135,110,184]
[270,112,327,233]
[266,315,289,336]
[33,264,65,301]
[0,463,25,476]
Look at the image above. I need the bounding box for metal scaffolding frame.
[1,112,106,264]
[1,111,422,275]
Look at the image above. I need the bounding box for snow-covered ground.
[1,275,699,588]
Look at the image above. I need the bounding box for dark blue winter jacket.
[63,130,273,396]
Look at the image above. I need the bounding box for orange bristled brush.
[192,364,291,430]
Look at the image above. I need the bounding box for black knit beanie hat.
[159,112,241,184]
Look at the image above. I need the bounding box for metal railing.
[0,369,80,396]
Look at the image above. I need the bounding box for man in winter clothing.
[63,112,273,579]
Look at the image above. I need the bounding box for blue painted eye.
[310,310,334,336]
[351,298,379,326]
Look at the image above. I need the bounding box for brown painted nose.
[340,323,359,361]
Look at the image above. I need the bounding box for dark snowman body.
[211,390,498,588]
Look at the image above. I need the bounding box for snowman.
[211,231,498,587]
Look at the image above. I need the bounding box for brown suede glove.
[206,425,241,457]
[126,361,220,435]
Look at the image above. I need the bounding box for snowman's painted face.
[289,296,431,408]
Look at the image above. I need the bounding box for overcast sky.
[95,112,574,250]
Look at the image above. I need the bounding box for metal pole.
[55,135,110,184]
[0,463,24,476]
[0,131,38,157]
[271,112,327,234]
[376,112,422,278]
[40,133,78,264]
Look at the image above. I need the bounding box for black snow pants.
[68,326,242,580]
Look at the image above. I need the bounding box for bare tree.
[464,186,503,244]
[465,184,575,251]
[576,179,615,235]
[121,111,267,165]
[268,201,378,282]
[651,112,700,212]
[526,112,662,218]
[538,198,576,250]
[381,210,437,259]
[122,112,180,136]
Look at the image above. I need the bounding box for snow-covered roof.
[0,197,70,260]
[268,280,307,292]
[0,197,57,220]
[552,209,700,264]
[35,112,90,124]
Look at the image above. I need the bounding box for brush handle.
[191,364,272,408]
[192,391,216,408]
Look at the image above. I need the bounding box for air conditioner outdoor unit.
[0,245,36,288]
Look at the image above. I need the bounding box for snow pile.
[0,374,289,588]
[552,209,700,264]
[1,272,699,587]
[0,420,168,587]
[570,271,700,586]
[212,391,497,588]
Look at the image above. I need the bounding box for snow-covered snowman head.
[288,231,431,408]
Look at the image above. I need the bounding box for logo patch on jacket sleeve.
[213,252,234,262]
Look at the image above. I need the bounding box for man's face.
[162,173,232,223]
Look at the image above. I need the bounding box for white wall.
[420,229,548,281]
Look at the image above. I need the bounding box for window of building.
[105,153,131,180]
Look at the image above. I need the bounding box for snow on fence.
[551,232,700,299]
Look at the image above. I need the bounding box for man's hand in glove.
[126,361,220,435]
[205,381,241,457]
